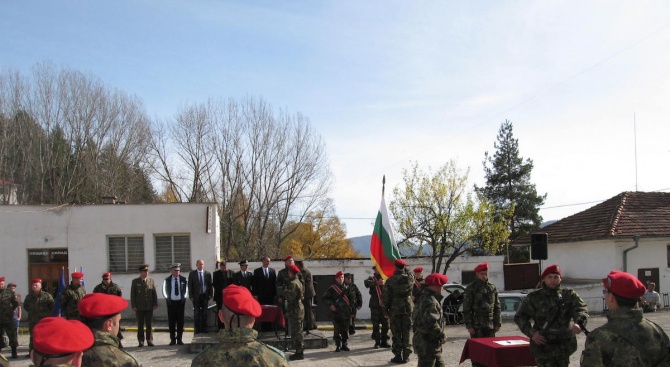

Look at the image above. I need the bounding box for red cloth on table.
[460,336,536,367]
[255,305,286,328]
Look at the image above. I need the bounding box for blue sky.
[3,1,670,237]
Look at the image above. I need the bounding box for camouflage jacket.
[191,327,289,367]
[301,268,315,299]
[284,277,304,319]
[383,268,414,316]
[463,278,501,329]
[82,330,140,367]
[514,284,588,357]
[349,283,363,309]
[0,288,19,323]
[322,283,355,320]
[364,273,386,309]
[93,282,122,296]
[412,277,425,301]
[276,268,290,299]
[412,288,445,341]
[23,291,55,325]
[581,308,670,367]
[61,283,86,320]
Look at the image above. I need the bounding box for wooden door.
[638,268,660,292]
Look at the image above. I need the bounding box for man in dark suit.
[212,260,235,329]
[162,263,188,345]
[234,260,253,290]
[252,256,277,305]
[188,259,213,334]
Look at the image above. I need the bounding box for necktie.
[200,271,204,293]
[175,277,179,296]
[265,268,268,278]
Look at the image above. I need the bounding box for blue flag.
[52,267,66,316]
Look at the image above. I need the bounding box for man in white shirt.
[163,263,188,344]
[642,281,661,312]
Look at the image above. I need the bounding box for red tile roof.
[516,191,670,244]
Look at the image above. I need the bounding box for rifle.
[575,317,590,336]
[539,292,565,337]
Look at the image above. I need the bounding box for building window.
[108,236,145,273]
[155,235,191,272]
[667,245,670,268]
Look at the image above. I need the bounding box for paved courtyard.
[4,310,670,366]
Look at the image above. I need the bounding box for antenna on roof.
[634,113,638,192]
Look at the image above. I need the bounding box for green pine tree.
[476,120,546,262]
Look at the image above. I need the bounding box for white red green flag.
[370,177,401,279]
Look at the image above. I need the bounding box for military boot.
[391,355,404,364]
[334,340,341,352]
[289,352,304,360]
[341,341,350,351]
[11,346,18,359]
[380,339,391,348]
[373,340,380,349]
[402,350,410,363]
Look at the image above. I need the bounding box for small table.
[256,305,286,339]
[460,336,536,367]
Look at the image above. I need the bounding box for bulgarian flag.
[370,176,401,279]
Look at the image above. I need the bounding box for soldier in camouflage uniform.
[344,273,362,335]
[276,255,294,304]
[581,270,670,366]
[365,266,391,348]
[0,277,19,358]
[79,293,140,367]
[93,272,125,346]
[383,259,415,364]
[191,285,289,367]
[411,266,425,302]
[61,271,86,320]
[515,264,588,367]
[296,260,316,332]
[463,262,501,367]
[412,273,448,367]
[30,317,94,367]
[323,270,355,352]
[285,265,305,360]
[23,278,55,354]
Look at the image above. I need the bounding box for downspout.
[623,235,640,272]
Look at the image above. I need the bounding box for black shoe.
[374,342,380,349]
[138,342,144,347]
[177,340,184,345]
[341,345,350,351]
[380,342,391,348]
[169,340,176,346]
[391,355,403,364]
[335,346,341,352]
[147,342,154,347]
[288,352,304,361]
[349,326,355,334]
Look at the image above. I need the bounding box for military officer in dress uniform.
[234,260,253,290]
[163,263,188,345]
[515,264,588,367]
[212,260,235,330]
[191,285,289,367]
[412,273,448,367]
[79,293,139,367]
[30,317,94,367]
[581,270,670,366]
[61,271,86,320]
[130,264,158,347]
[23,278,54,355]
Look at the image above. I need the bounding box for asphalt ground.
[4,310,670,366]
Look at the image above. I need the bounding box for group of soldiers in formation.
[1,258,670,366]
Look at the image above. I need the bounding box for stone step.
[190,330,329,353]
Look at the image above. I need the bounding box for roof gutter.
[623,235,640,272]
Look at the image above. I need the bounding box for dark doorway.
[638,268,660,292]
[28,248,69,298]
[314,275,335,322]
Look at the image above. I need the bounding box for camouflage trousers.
[289,317,304,353]
[332,316,350,345]
[0,321,17,347]
[530,335,576,367]
[413,333,444,367]
[534,356,570,367]
[370,307,389,343]
[389,313,412,358]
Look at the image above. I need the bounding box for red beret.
[0,277,4,282]
[102,272,111,278]
[335,270,344,277]
[413,266,424,273]
[223,285,261,317]
[425,273,449,287]
[33,317,94,355]
[541,264,561,279]
[78,293,128,319]
[289,265,301,274]
[71,272,84,279]
[603,270,646,299]
[31,278,42,284]
[394,259,406,267]
[474,263,489,272]
[283,255,293,262]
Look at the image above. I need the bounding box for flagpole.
[382,175,385,197]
